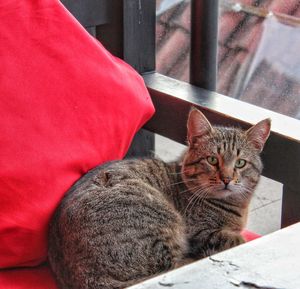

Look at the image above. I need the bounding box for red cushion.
[0,265,58,289]
[241,230,261,241]
[0,0,154,268]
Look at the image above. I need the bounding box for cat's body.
[48,109,271,289]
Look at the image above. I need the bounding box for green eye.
[207,156,218,165]
[235,159,246,168]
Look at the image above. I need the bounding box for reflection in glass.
[219,1,300,119]
[156,0,190,80]
[156,0,300,119]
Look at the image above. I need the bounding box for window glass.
[156,0,190,81]
[156,0,300,119]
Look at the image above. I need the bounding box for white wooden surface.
[128,222,300,289]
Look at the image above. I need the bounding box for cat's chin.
[212,187,235,199]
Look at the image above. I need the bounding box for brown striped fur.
[48,108,271,289]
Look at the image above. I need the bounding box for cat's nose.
[221,177,232,188]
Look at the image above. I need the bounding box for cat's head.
[182,108,271,205]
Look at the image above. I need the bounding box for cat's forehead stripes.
[214,127,245,156]
[191,128,246,159]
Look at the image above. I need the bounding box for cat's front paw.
[207,231,245,256]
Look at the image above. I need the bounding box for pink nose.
[222,177,232,185]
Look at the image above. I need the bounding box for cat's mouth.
[214,186,234,198]
[221,181,237,191]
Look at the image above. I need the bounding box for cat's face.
[182,109,271,204]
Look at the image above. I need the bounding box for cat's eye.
[207,156,218,166]
[235,159,246,168]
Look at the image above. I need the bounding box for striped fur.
[48,109,271,289]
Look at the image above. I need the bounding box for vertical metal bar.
[123,0,156,73]
[96,0,123,58]
[123,0,156,157]
[96,1,156,158]
[190,0,219,91]
[261,133,300,228]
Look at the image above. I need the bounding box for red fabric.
[0,265,58,289]
[241,230,261,241]
[0,0,154,268]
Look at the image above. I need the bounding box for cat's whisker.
[168,170,190,176]
[238,190,249,200]
[184,187,203,213]
[178,186,196,195]
[238,185,256,199]
[179,183,208,195]
[184,187,208,215]
[183,185,212,215]
[168,179,197,187]
[235,186,252,203]
[239,183,254,191]
[190,188,212,214]
[184,192,199,215]
[198,190,211,209]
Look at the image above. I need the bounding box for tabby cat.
[48,108,271,289]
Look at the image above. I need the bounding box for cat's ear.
[246,118,271,152]
[187,108,213,145]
